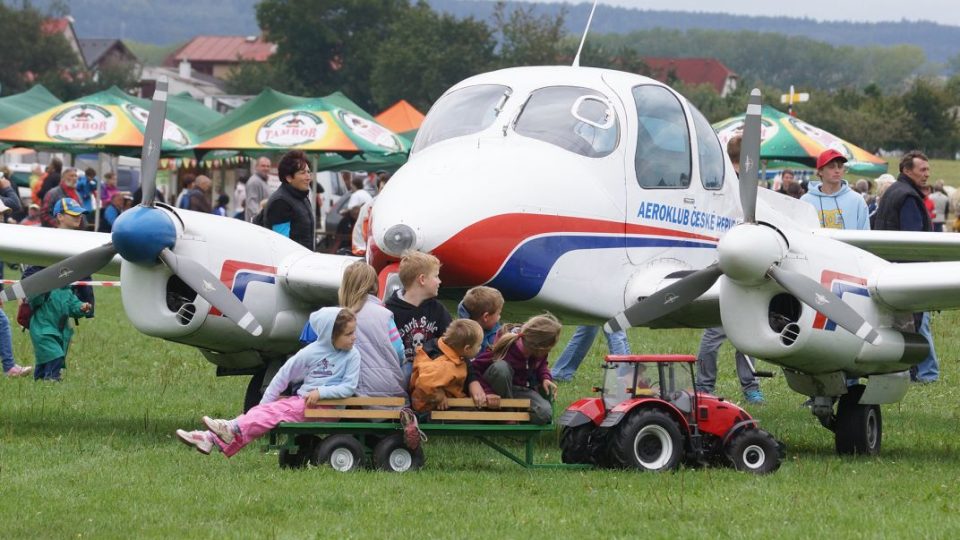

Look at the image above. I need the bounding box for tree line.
[3,1,958,158]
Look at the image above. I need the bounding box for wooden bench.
[429,398,532,422]
[304,396,405,420]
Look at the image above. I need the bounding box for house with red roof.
[641,57,739,97]
[41,16,83,65]
[164,36,276,80]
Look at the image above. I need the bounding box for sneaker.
[202,416,236,445]
[744,389,765,404]
[4,365,33,378]
[399,408,427,450]
[175,429,214,455]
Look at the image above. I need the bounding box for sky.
[524,0,960,27]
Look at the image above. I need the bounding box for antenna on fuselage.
[572,0,599,67]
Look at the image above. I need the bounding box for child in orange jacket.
[409,319,491,412]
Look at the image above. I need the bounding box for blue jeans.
[34,357,65,381]
[915,312,939,382]
[0,309,15,372]
[551,326,630,381]
[695,326,759,393]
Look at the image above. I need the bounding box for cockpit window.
[514,86,619,158]
[690,105,724,189]
[633,85,692,189]
[412,84,511,154]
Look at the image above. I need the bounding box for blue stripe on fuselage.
[232,271,276,301]
[487,235,716,301]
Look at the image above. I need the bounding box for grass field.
[3,284,960,538]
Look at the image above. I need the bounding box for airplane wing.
[813,229,960,262]
[871,260,960,312]
[0,224,121,275]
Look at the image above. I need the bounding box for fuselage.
[370,66,741,322]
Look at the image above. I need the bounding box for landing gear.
[243,368,266,413]
[834,385,882,456]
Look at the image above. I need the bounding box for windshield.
[602,360,695,410]
[633,85,692,188]
[514,86,619,158]
[412,84,510,153]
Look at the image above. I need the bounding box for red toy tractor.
[559,354,783,474]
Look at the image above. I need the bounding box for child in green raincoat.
[28,286,91,381]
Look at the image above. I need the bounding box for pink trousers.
[216,396,309,457]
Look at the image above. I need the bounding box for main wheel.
[243,369,267,413]
[372,434,425,472]
[312,435,365,472]
[278,435,316,469]
[835,385,882,456]
[609,409,684,472]
[560,425,596,464]
[725,429,782,474]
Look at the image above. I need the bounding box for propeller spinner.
[0,79,263,336]
[605,89,879,345]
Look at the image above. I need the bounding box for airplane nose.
[380,223,419,257]
[111,205,177,264]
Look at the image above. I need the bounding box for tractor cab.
[601,355,697,413]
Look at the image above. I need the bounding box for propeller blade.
[140,77,168,207]
[0,243,117,302]
[767,265,880,344]
[604,264,722,333]
[738,88,763,224]
[158,249,263,336]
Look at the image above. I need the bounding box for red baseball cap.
[816,149,848,170]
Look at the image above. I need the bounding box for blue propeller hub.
[111,206,177,264]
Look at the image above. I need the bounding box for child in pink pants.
[176,307,360,457]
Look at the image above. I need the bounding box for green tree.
[224,61,285,95]
[492,1,567,68]
[899,78,958,157]
[256,0,408,110]
[369,2,495,112]
[0,3,78,96]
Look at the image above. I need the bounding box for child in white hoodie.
[176,307,360,457]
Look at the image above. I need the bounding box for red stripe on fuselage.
[812,270,867,330]
[430,213,718,286]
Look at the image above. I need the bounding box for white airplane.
[3,57,960,457]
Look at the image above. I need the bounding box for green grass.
[3,285,960,538]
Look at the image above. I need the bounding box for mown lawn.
[2,285,960,538]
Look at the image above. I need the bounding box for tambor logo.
[716,117,778,149]
[46,104,117,142]
[124,104,189,145]
[337,110,400,151]
[256,112,326,147]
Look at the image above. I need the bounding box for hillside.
[16,0,960,65]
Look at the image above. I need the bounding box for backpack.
[16,301,32,330]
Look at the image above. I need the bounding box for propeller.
[604,88,880,345]
[0,78,263,336]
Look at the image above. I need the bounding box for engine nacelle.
[720,277,926,377]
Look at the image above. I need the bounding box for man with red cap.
[800,149,870,230]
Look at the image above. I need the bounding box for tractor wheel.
[278,435,316,469]
[311,435,365,472]
[609,409,683,472]
[372,434,425,472]
[835,384,882,456]
[560,425,596,464]
[725,429,782,474]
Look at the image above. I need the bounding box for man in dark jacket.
[187,175,213,213]
[873,150,938,383]
[262,150,315,250]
